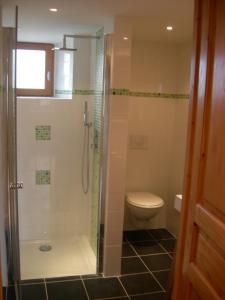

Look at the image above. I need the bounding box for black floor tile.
[132,241,166,256]
[45,275,80,282]
[20,283,47,300]
[130,292,166,300]
[47,280,87,300]
[84,277,126,299]
[122,243,137,257]
[120,273,162,295]
[153,271,171,290]
[142,254,172,271]
[7,286,16,300]
[159,239,176,252]
[124,230,154,242]
[121,257,148,275]
[148,229,174,240]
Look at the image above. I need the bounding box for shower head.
[53,33,100,52]
[52,47,77,52]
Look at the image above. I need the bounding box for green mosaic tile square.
[35,125,51,141]
[36,170,51,185]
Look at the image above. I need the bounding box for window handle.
[47,71,51,81]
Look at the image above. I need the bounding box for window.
[16,43,54,97]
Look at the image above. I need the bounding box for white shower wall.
[17,37,98,242]
[17,96,93,241]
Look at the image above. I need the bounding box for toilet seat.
[126,192,164,208]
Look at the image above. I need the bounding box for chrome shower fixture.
[52,34,100,52]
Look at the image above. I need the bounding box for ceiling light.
[166,26,173,31]
[123,37,128,40]
[49,8,58,12]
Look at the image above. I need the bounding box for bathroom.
[0,1,193,299]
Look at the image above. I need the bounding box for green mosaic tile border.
[110,89,189,99]
[55,89,96,95]
[110,89,130,96]
[36,170,51,185]
[35,125,51,140]
[55,88,189,99]
[55,89,72,95]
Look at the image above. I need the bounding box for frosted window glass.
[17,49,46,89]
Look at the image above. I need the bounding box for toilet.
[126,192,164,228]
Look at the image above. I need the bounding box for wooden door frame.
[172,0,202,298]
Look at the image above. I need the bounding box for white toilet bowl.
[126,192,164,228]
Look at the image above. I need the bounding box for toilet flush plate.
[174,194,183,213]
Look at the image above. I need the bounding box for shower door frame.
[7,31,112,282]
[96,34,112,273]
[4,6,22,299]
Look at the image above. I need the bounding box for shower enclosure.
[4,10,107,283]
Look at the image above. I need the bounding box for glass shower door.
[15,31,105,280]
[3,7,21,299]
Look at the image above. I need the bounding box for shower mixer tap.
[83,101,92,127]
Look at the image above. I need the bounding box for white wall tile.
[17,96,93,240]
[109,119,128,155]
[103,245,122,277]
[110,96,129,118]
[105,211,124,246]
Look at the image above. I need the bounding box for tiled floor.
[5,229,176,300]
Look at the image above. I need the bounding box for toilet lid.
[126,192,164,208]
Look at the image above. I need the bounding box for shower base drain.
[39,244,52,252]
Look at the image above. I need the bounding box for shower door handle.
[10,182,24,190]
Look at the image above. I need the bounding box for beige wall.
[125,39,191,235]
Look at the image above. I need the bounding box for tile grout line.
[99,297,128,300]
[120,271,150,277]
[44,278,82,284]
[117,276,131,300]
[123,251,168,258]
[20,282,45,286]
[120,269,171,277]
[146,229,176,241]
[128,290,166,297]
[168,252,174,259]
[44,278,49,300]
[128,241,166,293]
[81,278,90,300]
[146,231,174,260]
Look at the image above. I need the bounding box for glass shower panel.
[2,26,20,283]
[16,32,105,280]
[91,28,105,258]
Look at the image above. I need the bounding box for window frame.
[16,42,54,97]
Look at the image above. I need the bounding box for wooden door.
[172,0,225,299]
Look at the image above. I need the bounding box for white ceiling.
[2,0,194,44]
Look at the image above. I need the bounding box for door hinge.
[10,182,24,190]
